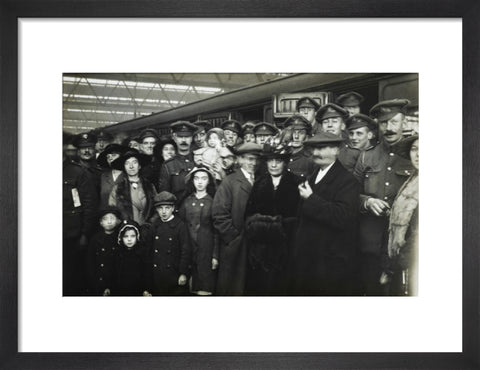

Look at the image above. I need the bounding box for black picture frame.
[1,1,478,369]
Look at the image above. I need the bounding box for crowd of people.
[62,91,419,297]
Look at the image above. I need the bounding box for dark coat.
[287,149,315,180]
[157,153,195,205]
[212,169,253,295]
[141,156,162,192]
[114,242,150,296]
[144,216,192,295]
[291,160,361,296]
[108,176,156,225]
[86,231,118,295]
[338,144,363,173]
[63,159,98,239]
[179,193,219,293]
[99,170,124,208]
[244,171,301,295]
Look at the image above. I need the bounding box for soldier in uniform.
[192,120,212,151]
[73,132,103,196]
[316,103,349,139]
[241,121,258,143]
[157,121,197,205]
[336,91,364,117]
[95,130,114,158]
[138,128,162,191]
[253,122,279,145]
[338,113,377,173]
[63,135,98,296]
[282,114,314,180]
[221,119,242,148]
[352,99,415,295]
[296,96,321,135]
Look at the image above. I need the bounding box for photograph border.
[2,1,479,369]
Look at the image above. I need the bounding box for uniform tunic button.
[385,182,390,186]
[389,152,394,156]
[384,196,388,200]
[167,264,171,268]
[100,264,104,267]
[154,264,157,268]
[155,249,158,253]
[185,159,189,162]
[192,203,196,206]
[290,158,293,162]
[99,277,103,281]
[168,237,172,241]
[155,236,159,239]
[101,248,105,252]
[387,167,392,171]
[200,203,204,207]
[167,250,171,254]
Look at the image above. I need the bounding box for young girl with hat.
[179,167,219,295]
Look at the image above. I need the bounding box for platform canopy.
[63,73,292,134]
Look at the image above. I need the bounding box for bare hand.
[366,198,390,216]
[298,181,313,199]
[103,288,111,296]
[211,258,219,270]
[178,274,187,286]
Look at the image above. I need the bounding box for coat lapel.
[235,170,252,194]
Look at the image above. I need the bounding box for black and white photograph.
[62,72,419,297]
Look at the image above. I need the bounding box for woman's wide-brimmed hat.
[97,144,128,169]
[110,148,151,171]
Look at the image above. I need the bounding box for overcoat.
[212,169,253,295]
[244,171,301,295]
[144,216,191,295]
[291,160,360,296]
[179,193,219,293]
[108,176,156,225]
[86,231,118,295]
[99,170,124,208]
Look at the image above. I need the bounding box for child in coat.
[114,220,151,296]
[86,207,122,296]
[179,167,219,295]
[145,191,191,296]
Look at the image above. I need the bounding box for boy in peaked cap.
[144,191,192,295]
[316,103,349,138]
[253,122,279,145]
[335,91,364,117]
[282,114,314,179]
[221,119,242,147]
[296,96,321,135]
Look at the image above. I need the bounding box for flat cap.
[283,114,312,135]
[369,99,411,122]
[253,122,279,136]
[345,113,377,131]
[73,132,96,148]
[153,191,177,207]
[170,121,197,137]
[303,131,344,148]
[296,96,320,111]
[316,103,349,122]
[336,91,364,107]
[221,120,242,134]
[233,142,263,156]
[138,128,159,142]
[97,206,123,221]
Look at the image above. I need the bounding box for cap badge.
[82,134,88,139]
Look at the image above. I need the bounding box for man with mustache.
[352,99,415,296]
[73,132,103,195]
[157,121,196,205]
[290,131,360,296]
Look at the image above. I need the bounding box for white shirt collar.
[240,168,254,182]
[314,161,335,184]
